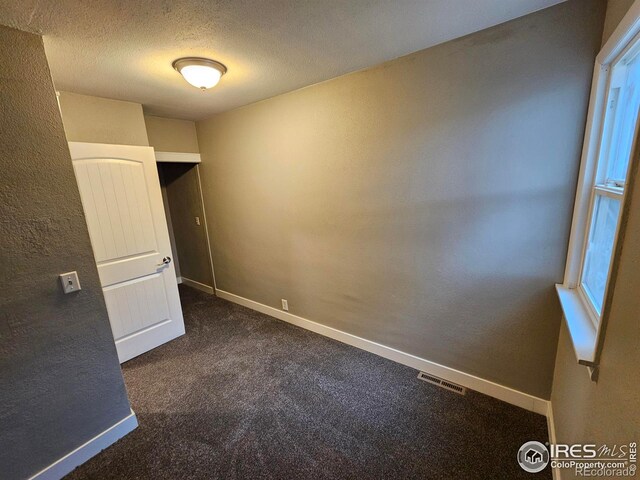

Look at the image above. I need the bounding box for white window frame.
[557,1,640,375]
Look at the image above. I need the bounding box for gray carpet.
[67,285,550,479]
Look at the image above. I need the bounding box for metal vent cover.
[418,371,467,395]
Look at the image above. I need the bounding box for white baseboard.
[547,401,561,480]
[215,288,549,414]
[180,277,214,294]
[176,276,182,284]
[29,410,137,480]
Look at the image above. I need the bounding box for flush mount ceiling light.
[172,57,227,90]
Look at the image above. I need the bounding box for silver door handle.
[157,256,172,266]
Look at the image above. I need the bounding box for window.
[557,5,640,372]
[580,48,640,319]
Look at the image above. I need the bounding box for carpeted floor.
[67,285,550,480]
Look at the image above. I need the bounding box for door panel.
[70,142,185,363]
[103,273,170,339]
[74,159,157,262]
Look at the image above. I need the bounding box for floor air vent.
[417,372,466,395]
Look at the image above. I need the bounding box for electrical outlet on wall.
[281,299,288,311]
[195,216,201,226]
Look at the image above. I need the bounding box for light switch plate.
[60,271,81,294]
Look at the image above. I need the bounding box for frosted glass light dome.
[172,58,227,90]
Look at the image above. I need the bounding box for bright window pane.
[603,54,640,184]
[582,195,621,314]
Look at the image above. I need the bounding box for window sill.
[555,284,598,366]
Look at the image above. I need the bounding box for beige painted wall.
[0,26,131,479]
[159,163,213,287]
[58,91,149,146]
[145,115,204,285]
[145,115,200,153]
[197,0,605,399]
[550,1,639,474]
[602,0,635,45]
[157,165,182,279]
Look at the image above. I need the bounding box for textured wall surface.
[0,26,131,479]
[145,115,200,153]
[550,2,640,473]
[58,91,149,146]
[197,0,605,399]
[159,164,213,287]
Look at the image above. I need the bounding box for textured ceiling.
[1,0,564,120]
